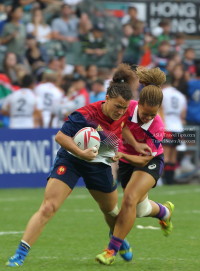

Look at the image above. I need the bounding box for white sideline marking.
[0,231,24,236]
[191,210,200,213]
[38,256,58,259]
[69,195,89,199]
[185,210,200,214]
[136,225,160,230]
[0,197,31,202]
[60,209,95,213]
[138,257,184,261]
[38,256,92,261]
[0,188,199,202]
[72,257,92,261]
[115,188,200,197]
[38,256,186,261]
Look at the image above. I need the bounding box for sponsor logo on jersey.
[57,166,67,175]
[148,164,156,170]
[96,124,103,132]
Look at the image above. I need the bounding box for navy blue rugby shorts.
[47,152,117,193]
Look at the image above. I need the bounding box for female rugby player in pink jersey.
[6,64,153,267]
[96,67,175,265]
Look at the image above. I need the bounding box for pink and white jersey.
[118,100,164,163]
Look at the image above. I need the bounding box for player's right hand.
[80,148,98,161]
[112,152,123,162]
[135,143,152,156]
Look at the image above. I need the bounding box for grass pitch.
[0,184,200,271]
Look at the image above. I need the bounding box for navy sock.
[16,240,30,260]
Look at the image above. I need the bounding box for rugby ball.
[74,127,100,151]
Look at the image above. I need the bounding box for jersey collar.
[131,105,154,131]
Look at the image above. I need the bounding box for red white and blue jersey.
[58,101,130,165]
[119,100,164,163]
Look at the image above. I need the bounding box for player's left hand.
[134,143,152,156]
[112,152,123,162]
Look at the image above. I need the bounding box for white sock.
[162,207,170,221]
[21,240,31,249]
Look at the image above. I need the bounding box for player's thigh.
[40,178,72,212]
[124,171,155,204]
[122,188,148,204]
[111,161,118,180]
[47,154,81,207]
[138,193,148,204]
[81,163,118,211]
[89,189,118,212]
[83,163,117,192]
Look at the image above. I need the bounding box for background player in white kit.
[2,74,43,128]
[161,81,187,184]
[49,80,87,128]
[34,70,63,128]
[49,81,72,128]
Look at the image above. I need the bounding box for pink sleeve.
[146,126,164,156]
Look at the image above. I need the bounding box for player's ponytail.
[136,67,166,107]
[107,64,137,101]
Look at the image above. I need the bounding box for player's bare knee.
[123,193,137,209]
[40,201,57,218]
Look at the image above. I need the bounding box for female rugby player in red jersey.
[6,64,153,267]
[96,67,174,265]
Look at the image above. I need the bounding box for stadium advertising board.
[0,129,85,188]
[101,1,200,35]
[147,2,199,34]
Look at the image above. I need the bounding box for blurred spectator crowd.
[0,1,200,181]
